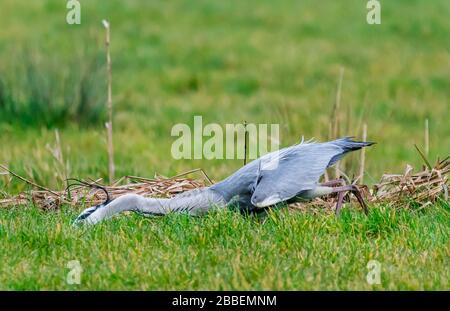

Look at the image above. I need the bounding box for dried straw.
[372,158,449,208]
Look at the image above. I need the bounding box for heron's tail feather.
[333,136,376,151]
[327,137,375,167]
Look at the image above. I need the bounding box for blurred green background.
[0,0,449,190]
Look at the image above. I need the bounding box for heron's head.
[72,201,110,226]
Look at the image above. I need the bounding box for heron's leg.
[335,191,346,216]
[329,185,369,215]
[320,178,346,188]
[349,185,369,215]
[320,179,346,214]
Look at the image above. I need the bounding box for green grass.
[0,0,449,290]
[0,202,448,290]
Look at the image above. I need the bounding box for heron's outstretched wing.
[250,143,341,208]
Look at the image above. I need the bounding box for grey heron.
[74,137,374,225]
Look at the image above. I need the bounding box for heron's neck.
[91,188,227,223]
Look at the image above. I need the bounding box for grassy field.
[0,0,449,290]
[0,203,449,290]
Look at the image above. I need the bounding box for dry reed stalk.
[359,123,367,184]
[332,67,344,178]
[103,20,115,183]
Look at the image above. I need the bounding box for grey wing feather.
[250,143,342,207]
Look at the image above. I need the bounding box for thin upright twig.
[103,19,115,183]
[332,67,345,178]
